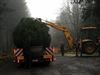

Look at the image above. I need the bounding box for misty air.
[0,0,100,75]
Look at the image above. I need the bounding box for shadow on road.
[17,62,51,69]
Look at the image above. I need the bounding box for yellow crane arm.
[46,22,66,31]
[45,21,75,49]
[63,31,75,49]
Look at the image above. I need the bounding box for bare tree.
[56,1,82,40]
[50,0,82,49]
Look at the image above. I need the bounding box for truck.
[12,18,54,65]
[12,20,74,65]
[79,26,97,55]
[12,20,98,66]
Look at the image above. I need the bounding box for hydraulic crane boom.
[45,21,75,49]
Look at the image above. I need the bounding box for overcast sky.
[25,0,65,21]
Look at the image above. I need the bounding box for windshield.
[80,27,97,40]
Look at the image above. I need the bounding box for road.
[0,56,100,75]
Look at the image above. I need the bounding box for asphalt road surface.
[0,56,100,75]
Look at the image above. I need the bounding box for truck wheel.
[83,41,96,54]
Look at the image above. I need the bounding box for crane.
[44,20,75,49]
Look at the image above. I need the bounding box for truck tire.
[82,41,96,54]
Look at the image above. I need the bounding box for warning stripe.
[45,51,50,55]
[13,48,23,57]
[15,49,21,55]
[13,49,19,54]
[16,49,23,56]
[46,49,52,55]
[48,47,53,52]
[46,48,53,55]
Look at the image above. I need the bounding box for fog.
[1,0,97,52]
[0,0,28,53]
[0,0,77,52]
